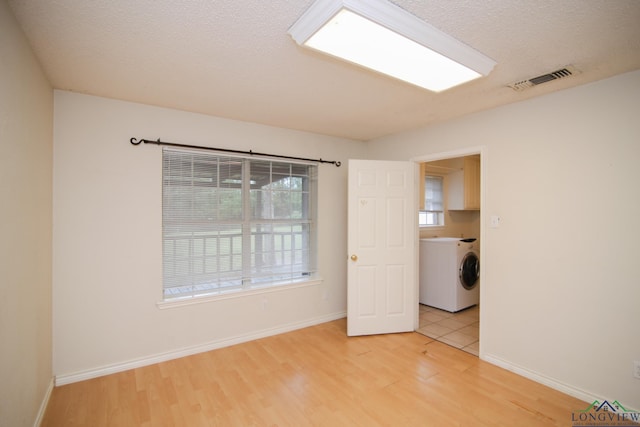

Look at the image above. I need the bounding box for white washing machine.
[419,237,479,312]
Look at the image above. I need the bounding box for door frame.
[411,145,487,356]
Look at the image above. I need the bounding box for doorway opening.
[411,148,484,356]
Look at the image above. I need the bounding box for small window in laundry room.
[419,175,444,227]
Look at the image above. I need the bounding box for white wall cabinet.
[447,155,480,210]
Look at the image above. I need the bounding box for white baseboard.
[481,353,600,405]
[55,311,346,386]
[34,378,54,427]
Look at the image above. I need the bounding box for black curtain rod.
[130,137,341,167]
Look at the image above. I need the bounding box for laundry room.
[417,154,481,355]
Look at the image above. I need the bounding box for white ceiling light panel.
[288,0,496,92]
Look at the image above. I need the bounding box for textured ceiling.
[7,0,640,141]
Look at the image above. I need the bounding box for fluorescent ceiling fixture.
[288,0,496,92]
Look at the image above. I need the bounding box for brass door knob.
[350,254,358,261]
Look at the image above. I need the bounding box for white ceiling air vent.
[508,65,580,91]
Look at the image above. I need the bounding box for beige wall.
[52,91,366,381]
[0,2,53,426]
[367,70,640,410]
[419,210,480,240]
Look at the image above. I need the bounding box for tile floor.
[417,304,479,356]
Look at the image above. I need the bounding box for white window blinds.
[420,175,444,226]
[162,148,317,300]
[425,175,443,212]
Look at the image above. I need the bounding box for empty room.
[2,0,640,426]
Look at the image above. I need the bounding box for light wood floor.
[42,319,585,426]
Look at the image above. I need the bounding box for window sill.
[157,277,324,310]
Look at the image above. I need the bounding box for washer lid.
[420,237,460,242]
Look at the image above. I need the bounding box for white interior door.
[347,159,417,336]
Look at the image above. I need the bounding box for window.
[419,175,444,227]
[162,148,317,300]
